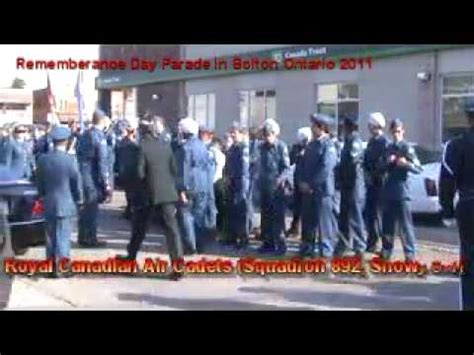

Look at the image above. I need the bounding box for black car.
[0,179,46,256]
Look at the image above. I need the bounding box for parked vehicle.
[0,179,46,256]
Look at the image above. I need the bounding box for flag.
[74,70,85,132]
[46,72,59,125]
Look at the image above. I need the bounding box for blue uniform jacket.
[176,136,212,196]
[441,128,474,203]
[363,134,389,187]
[301,135,337,197]
[106,131,116,166]
[0,137,13,166]
[77,127,109,189]
[259,139,291,192]
[382,140,422,201]
[11,139,32,179]
[338,131,365,199]
[224,141,250,201]
[36,150,83,218]
[34,134,54,157]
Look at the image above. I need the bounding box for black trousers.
[364,184,384,250]
[381,199,416,260]
[214,179,228,238]
[127,202,183,262]
[456,199,474,310]
[301,194,336,257]
[334,189,367,255]
[260,188,286,248]
[290,188,303,231]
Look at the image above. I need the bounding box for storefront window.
[316,83,359,138]
[239,89,276,128]
[187,93,216,129]
[442,75,474,142]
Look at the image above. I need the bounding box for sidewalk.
[4,191,461,310]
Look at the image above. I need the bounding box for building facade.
[96,44,474,149]
[0,89,33,125]
[33,88,82,125]
[97,45,186,128]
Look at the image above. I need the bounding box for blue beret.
[50,126,71,141]
[390,118,404,130]
[310,113,335,126]
[116,120,128,130]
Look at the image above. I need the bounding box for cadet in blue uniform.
[24,128,36,177]
[287,126,312,237]
[381,119,422,261]
[363,112,389,253]
[76,110,111,247]
[176,117,213,253]
[104,117,116,192]
[299,114,338,258]
[248,126,261,236]
[33,122,54,160]
[334,116,367,257]
[0,128,13,166]
[36,126,83,278]
[12,125,34,179]
[439,97,474,310]
[199,126,218,236]
[257,119,290,255]
[223,122,251,249]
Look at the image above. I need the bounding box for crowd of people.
[0,109,427,279]
[2,98,473,309]
[0,105,464,280]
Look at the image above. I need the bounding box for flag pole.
[75,70,85,133]
[47,71,59,125]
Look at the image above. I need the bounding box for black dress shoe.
[168,271,183,281]
[43,271,74,279]
[43,272,58,279]
[115,254,135,261]
[57,271,74,278]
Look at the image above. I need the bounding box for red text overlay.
[16,57,373,72]
[2,257,463,277]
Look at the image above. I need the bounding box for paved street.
[1,191,462,310]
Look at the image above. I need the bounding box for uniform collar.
[264,139,278,147]
[371,134,385,142]
[316,134,328,142]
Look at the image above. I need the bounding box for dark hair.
[92,109,107,125]
[343,121,358,133]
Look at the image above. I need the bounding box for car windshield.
[414,145,442,165]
